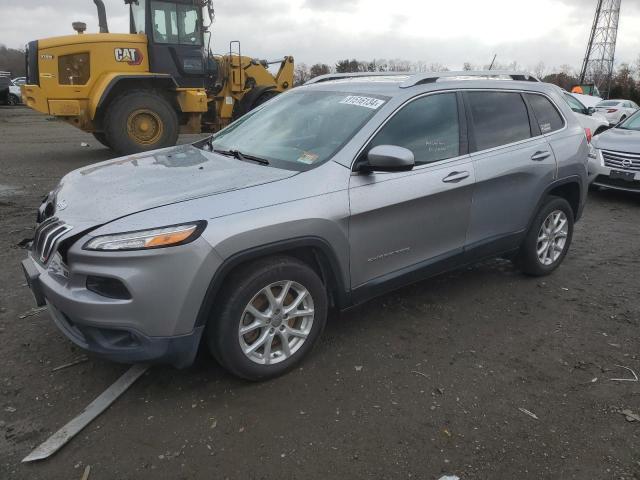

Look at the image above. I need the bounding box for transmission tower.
[579,0,622,98]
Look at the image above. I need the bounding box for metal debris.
[18,306,47,319]
[438,476,460,480]
[22,364,149,462]
[411,370,429,379]
[518,407,539,420]
[80,465,91,480]
[610,365,639,382]
[620,409,640,422]
[51,356,89,372]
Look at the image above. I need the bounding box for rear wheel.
[104,90,178,155]
[515,196,574,276]
[207,256,327,381]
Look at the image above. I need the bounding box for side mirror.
[587,106,596,115]
[364,145,415,173]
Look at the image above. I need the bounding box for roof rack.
[305,70,540,87]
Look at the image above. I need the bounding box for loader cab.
[128,0,206,87]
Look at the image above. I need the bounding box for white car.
[8,80,21,105]
[595,99,639,126]
[562,92,609,136]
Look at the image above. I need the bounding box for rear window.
[467,92,531,151]
[526,94,564,134]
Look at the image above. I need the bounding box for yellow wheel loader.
[21,0,294,154]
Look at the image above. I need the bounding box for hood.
[593,127,640,153]
[51,144,296,227]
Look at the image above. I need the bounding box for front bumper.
[22,236,220,368]
[588,150,640,192]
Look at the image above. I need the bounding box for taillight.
[585,127,592,144]
[607,108,618,113]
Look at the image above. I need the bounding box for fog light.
[86,276,131,299]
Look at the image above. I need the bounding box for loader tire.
[104,90,178,155]
[92,132,111,148]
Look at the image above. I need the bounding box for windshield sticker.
[339,96,385,109]
[297,151,319,164]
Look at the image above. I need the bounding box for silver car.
[589,110,640,192]
[22,71,589,380]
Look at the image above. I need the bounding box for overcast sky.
[1,0,640,73]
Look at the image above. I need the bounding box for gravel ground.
[1,107,639,480]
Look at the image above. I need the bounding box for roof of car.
[300,70,554,97]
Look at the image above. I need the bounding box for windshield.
[596,100,620,107]
[205,90,388,170]
[130,0,146,34]
[564,93,586,113]
[618,111,640,131]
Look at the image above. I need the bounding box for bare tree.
[293,63,311,86]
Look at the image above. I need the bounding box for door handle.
[442,171,470,183]
[531,151,551,161]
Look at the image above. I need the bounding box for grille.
[33,217,73,264]
[602,149,640,172]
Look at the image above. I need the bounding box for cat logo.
[114,48,143,66]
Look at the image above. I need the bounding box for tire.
[92,132,111,148]
[7,94,19,106]
[251,90,279,110]
[103,90,178,155]
[207,255,328,381]
[515,196,574,276]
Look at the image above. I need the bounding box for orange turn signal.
[145,226,197,247]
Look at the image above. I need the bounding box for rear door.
[464,90,558,254]
[348,92,475,290]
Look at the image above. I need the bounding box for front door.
[348,92,475,291]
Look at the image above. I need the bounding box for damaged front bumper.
[21,237,216,368]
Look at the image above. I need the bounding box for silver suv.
[22,71,589,380]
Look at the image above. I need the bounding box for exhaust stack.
[93,0,109,33]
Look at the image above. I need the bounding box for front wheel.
[104,90,178,155]
[7,94,19,106]
[207,256,327,381]
[515,196,574,276]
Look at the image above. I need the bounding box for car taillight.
[607,108,618,113]
[585,127,592,144]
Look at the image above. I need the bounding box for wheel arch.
[194,237,351,329]
[92,74,179,129]
[526,176,583,235]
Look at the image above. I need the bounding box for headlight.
[84,222,205,251]
[588,144,598,160]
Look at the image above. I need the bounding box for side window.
[367,93,460,166]
[526,94,565,134]
[467,92,531,151]
[152,1,179,44]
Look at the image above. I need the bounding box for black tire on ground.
[207,255,328,381]
[7,94,19,106]
[515,196,574,277]
[92,132,111,148]
[103,90,178,155]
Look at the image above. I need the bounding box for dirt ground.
[0,106,639,479]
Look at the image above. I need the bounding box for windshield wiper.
[213,148,269,165]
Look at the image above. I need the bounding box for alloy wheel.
[536,210,569,266]
[238,280,315,365]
